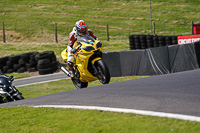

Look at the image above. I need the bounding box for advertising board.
[177,35,200,44]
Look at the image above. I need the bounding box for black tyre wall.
[0,51,57,74]
[36,51,58,75]
[129,35,135,50]
[129,35,178,50]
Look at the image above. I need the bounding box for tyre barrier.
[129,35,178,50]
[36,51,58,75]
[0,51,58,75]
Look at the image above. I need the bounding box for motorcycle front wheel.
[95,59,110,84]
[71,77,88,89]
[15,94,25,100]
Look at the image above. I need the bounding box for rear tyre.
[95,60,110,84]
[71,69,88,89]
[71,77,88,89]
[0,97,8,103]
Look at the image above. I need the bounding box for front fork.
[91,58,102,76]
[91,62,98,76]
[8,86,21,101]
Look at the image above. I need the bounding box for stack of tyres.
[134,35,141,49]
[0,56,9,73]
[36,51,58,75]
[129,35,157,50]
[6,54,21,73]
[158,36,166,47]
[172,36,178,45]
[28,52,39,72]
[0,52,41,74]
[129,34,178,50]
[153,36,159,47]
[147,35,154,48]
[129,35,135,50]
[165,36,173,46]
[0,51,58,75]
[140,35,147,49]
[18,52,39,73]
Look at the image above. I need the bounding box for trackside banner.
[178,35,200,44]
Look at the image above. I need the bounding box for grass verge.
[1,0,199,44]
[0,76,200,132]
[0,106,199,133]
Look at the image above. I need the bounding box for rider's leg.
[67,47,75,77]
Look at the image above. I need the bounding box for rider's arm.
[88,29,98,40]
[68,32,80,55]
[68,32,76,48]
[0,73,9,78]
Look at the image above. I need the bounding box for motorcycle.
[61,35,110,89]
[0,74,24,103]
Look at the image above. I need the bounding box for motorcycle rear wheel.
[71,77,88,89]
[95,59,110,84]
[0,97,8,103]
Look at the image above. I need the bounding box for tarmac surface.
[0,69,200,118]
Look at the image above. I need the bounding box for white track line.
[15,78,68,87]
[15,72,65,81]
[33,105,200,122]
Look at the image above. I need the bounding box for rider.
[0,72,13,80]
[67,20,98,77]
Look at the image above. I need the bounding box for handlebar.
[71,46,81,54]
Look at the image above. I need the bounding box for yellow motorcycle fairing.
[61,36,103,82]
[61,48,68,62]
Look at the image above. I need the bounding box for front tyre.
[15,94,24,100]
[95,60,110,84]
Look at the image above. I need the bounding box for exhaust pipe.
[60,66,70,76]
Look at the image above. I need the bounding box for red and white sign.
[177,35,200,44]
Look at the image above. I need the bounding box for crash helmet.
[75,20,88,36]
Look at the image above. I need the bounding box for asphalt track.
[0,69,200,121]
[13,72,68,87]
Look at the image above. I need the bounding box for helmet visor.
[78,28,87,35]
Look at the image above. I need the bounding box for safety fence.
[103,41,200,77]
[0,21,193,44]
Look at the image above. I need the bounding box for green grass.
[0,76,200,133]
[6,73,31,79]
[0,106,199,133]
[0,0,200,132]
[0,0,200,44]
[0,41,129,57]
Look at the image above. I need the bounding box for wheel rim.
[97,66,106,83]
[71,77,82,89]
[94,60,110,84]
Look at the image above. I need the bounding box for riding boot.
[68,67,75,77]
[68,62,75,77]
